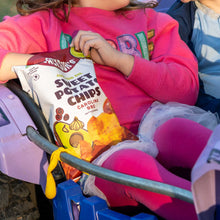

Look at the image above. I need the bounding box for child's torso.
[1,7,160,133]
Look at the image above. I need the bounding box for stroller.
[1,73,220,220]
[0,79,193,220]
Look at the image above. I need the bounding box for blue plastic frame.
[53,180,158,220]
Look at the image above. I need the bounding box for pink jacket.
[0,7,199,133]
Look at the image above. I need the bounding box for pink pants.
[95,118,212,220]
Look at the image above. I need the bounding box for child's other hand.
[70,30,134,77]
[0,53,33,82]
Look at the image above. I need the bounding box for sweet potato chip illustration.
[54,117,93,158]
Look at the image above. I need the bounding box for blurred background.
[0,0,17,21]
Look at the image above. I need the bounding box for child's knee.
[154,118,190,137]
[153,117,212,168]
[154,117,212,143]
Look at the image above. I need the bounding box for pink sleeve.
[0,11,60,83]
[0,12,54,82]
[128,13,199,105]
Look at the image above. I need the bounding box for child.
[0,0,207,219]
[168,0,220,118]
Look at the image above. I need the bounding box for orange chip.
[87,112,126,145]
[80,140,93,161]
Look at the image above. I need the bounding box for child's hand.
[71,30,116,65]
[70,30,134,77]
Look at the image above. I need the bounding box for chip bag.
[14,48,138,183]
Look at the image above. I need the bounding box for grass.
[0,0,17,21]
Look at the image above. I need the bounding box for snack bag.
[14,48,137,181]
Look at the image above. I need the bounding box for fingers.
[70,30,102,56]
[80,38,96,57]
[71,30,92,50]
[69,30,120,68]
